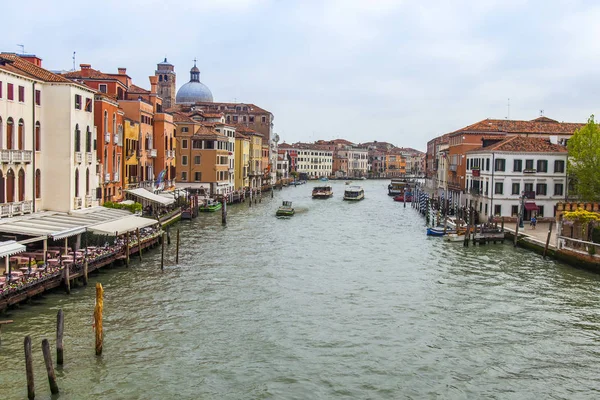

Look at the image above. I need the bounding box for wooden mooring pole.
[94,283,103,356]
[222,199,227,225]
[514,219,520,247]
[41,339,59,394]
[161,232,166,270]
[543,222,553,258]
[137,228,142,261]
[63,261,70,295]
[24,336,35,400]
[126,231,130,267]
[56,309,64,365]
[176,229,180,264]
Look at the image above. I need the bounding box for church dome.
[176,61,213,104]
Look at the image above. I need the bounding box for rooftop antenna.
[72,51,76,71]
[17,44,25,54]
[507,98,510,120]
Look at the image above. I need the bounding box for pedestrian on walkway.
[530,216,537,230]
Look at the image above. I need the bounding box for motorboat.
[199,199,222,212]
[276,201,295,217]
[312,185,333,199]
[343,186,365,201]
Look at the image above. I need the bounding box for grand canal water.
[1,179,600,399]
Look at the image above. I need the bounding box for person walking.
[530,215,537,230]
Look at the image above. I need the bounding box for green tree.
[568,115,600,201]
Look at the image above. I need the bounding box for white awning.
[126,188,175,206]
[87,215,159,236]
[0,240,26,258]
[119,200,135,205]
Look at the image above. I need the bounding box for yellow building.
[248,132,263,189]
[123,118,140,188]
[235,132,250,190]
[385,152,406,177]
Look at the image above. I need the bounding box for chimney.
[118,67,127,75]
[149,75,158,94]
[20,55,43,67]
[80,63,91,77]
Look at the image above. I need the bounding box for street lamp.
[519,191,527,228]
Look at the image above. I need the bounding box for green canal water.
[1,180,600,399]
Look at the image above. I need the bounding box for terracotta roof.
[450,117,584,136]
[128,84,150,94]
[0,53,72,83]
[469,136,568,154]
[202,112,223,118]
[235,132,250,140]
[172,112,196,123]
[63,67,114,80]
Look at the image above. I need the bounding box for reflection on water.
[1,180,600,399]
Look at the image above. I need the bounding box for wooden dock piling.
[56,310,64,365]
[24,336,35,400]
[137,228,142,261]
[63,262,70,295]
[94,283,103,356]
[514,219,520,247]
[41,338,59,394]
[161,232,166,270]
[544,222,553,258]
[125,231,130,267]
[222,199,227,225]
[83,257,89,285]
[176,229,180,264]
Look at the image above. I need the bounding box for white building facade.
[295,147,333,178]
[338,147,368,177]
[464,137,568,221]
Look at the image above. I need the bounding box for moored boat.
[312,185,333,199]
[181,208,193,219]
[393,194,413,202]
[388,179,414,196]
[343,186,365,201]
[199,199,222,212]
[319,177,329,182]
[276,201,295,217]
[444,233,466,242]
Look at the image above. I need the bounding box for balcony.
[0,200,34,218]
[148,149,157,158]
[75,152,83,163]
[105,133,111,144]
[0,150,33,164]
[113,172,120,182]
[469,188,481,195]
[523,168,537,174]
[449,164,457,172]
[86,152,93,163]
[114,134,120,145]
[73,197,82,210]
[104,173,110,182]
[85,195,93,208]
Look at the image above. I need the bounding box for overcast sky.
[3,0,599,150]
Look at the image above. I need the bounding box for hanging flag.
[155,169,166,190]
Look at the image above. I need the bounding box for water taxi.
[199,199,222,212]
[393,194,413,202]
[319,177,329,182]
[276,201,295,216]
[343,186,365,201]
[312,185,333,199]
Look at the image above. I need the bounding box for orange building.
[173,113,230,195]
[385,151,406,177]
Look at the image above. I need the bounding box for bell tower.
[155,58,176,109]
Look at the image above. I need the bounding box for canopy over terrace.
[87,215,159,236]
[0,208,131,240]
[125,188,175,206]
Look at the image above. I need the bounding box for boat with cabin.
[343,186,365,201]
[199,199,222,212]
[312,185,333,199]
[276,201,295,217]
[388,179,413,196]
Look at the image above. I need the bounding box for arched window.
[35,122,41,151]
[86,168,90,195]
[6,169,15,202]
[0,117,3,149]
[0,171,4,203]
[112,148,116,173]
[35,169,41,199]
[74,169,79,198]
[164,75,168,82]
[18,168,25,201]
[86,126,91,152]
[74,124,81,152]
[112,113,116,137]
[18,119,24,150]
[7,118,14,149]
[104,110,108,134]
[104,148,108,166]
[159,75,163,82]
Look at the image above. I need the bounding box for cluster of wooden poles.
[22,284,103,399]
[218,186,275,226]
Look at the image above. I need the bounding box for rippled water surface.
[1,180,600,399]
